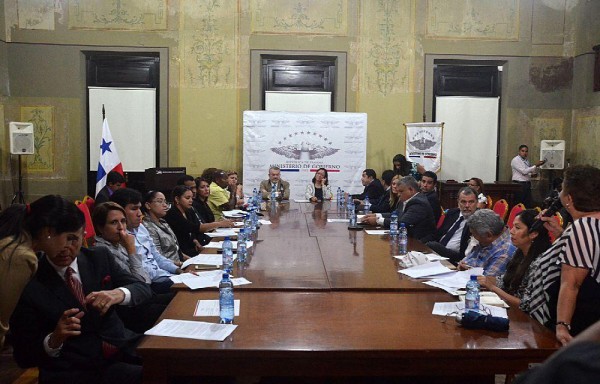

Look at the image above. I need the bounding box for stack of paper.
[398,261,453,278]
[204,241,254,250]
[145,319,237,341]
[423,268,484,295]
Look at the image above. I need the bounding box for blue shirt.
[462,228,515,276]
[130,223,178,282]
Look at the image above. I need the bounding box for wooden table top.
[138,290,559,381]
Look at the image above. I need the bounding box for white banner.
[243,111,367,200]
[404,122,443,174]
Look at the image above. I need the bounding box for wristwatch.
[556,321,571,331]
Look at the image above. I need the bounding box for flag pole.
[102,104,105,120]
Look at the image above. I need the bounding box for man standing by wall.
[511,144,546,208]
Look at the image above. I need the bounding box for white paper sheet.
[206,230,238,238]
[203,241,254,250]
[144,319,237,341]
[364,230,389,235]
[424,268,484,290]
[195,300,241,316]
[181,254,223,269]
[294,199,311,203]
[398,261,453,278]
[223,210,247,217]
[432,302,508,319]
[327,218,349,223]
[258,219,271,225]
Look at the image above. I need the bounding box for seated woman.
[92,202,151,283]
[393,153,425,181]
[141,191,185,265]
[467,177,490,209]
[0,205,38,349]
[92,202,170,333]
[305,167,333,202]
[194,177,235,231]
[165,185,212,257]
[227,170,245,208]
[478,210,551,312]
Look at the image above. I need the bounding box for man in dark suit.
[351,169,384,204]
[10,231,153,384]
[362,176,436,240]
[420,171,442,223]
[371,169,395,213]
[421,187,478,265]
[95,171,126,205]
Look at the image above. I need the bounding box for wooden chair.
[507,203,525,229]
[492,199,509,222]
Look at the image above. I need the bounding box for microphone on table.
[528,197,562,234]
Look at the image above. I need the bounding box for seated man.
[177,174,197,199]
[420,171,442,223]
[362,176,436,240]
[370,169,395,213]
[458,209,515,276]
[351,169,384,204]
[95,171,125,204]
[208,169,237,220]
[260,166,290,201]
[10,227,152,384]
[421,187,478,265]
[111,188,182,294]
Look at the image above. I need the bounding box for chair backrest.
[507,203,525,229]
[75,201,96,247]
[486,195,493,209]
[436,210,446,229]
[548,213,563,243]
[492,199,509,222]
[82,195,95,213]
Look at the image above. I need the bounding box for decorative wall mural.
[534,117,564,141]
[69,0,167,30]
[427,0,519,40]
[358,0,414,95]
[250,0,347,35]
[17,0,55,30]
[21,106,54,172]
[182,0,236,88]
[574,114,600,167]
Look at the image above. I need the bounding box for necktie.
[440,216,464,246]
[65,267,86,308]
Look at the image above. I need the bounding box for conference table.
[137,201,559,383]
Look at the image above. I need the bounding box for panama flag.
[95,118,124,197]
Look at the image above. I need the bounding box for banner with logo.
[404,122,444,174]
[243,111,367,200]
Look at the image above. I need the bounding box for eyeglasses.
[152,199,171,209]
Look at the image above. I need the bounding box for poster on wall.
[404,122,443,173]
[243,111,367,200]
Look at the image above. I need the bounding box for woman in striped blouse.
[528,165,600,345]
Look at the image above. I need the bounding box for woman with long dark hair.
[165,185,211,257]
[305,167,333,202]
[392,154,425,181]
[478,209,551,311]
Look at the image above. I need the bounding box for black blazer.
[421,208,471,254]
[10,247,152,374]
[383,192,436,240]
[352,179,384,202]
[164,207,211,256]
[370,188,392,213]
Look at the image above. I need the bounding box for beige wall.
[1,0,599,207]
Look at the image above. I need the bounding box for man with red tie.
[10,220,152,383]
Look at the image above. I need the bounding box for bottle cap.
[224,236,230,240]
[223,273,229,279]
[470,275,478,280]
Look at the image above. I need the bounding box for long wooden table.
[139,201,559,382]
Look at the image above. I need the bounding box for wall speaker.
[540,140,565,170]
[9,122,35,155]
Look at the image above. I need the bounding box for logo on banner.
[271,130,339,160]
[408,129,437,151]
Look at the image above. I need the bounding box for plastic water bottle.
[222,236,233,273]
[252,187,259,205]
[398,222,408,255]
[336,187,342,205]
[270,184,277,201]
[389,211,399,238]
[219,273,234,324]
[465,275,480,313]
[237,236,247,265]
[349,201,357,227]
[364,196,371,214]
[243,214,252,234]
